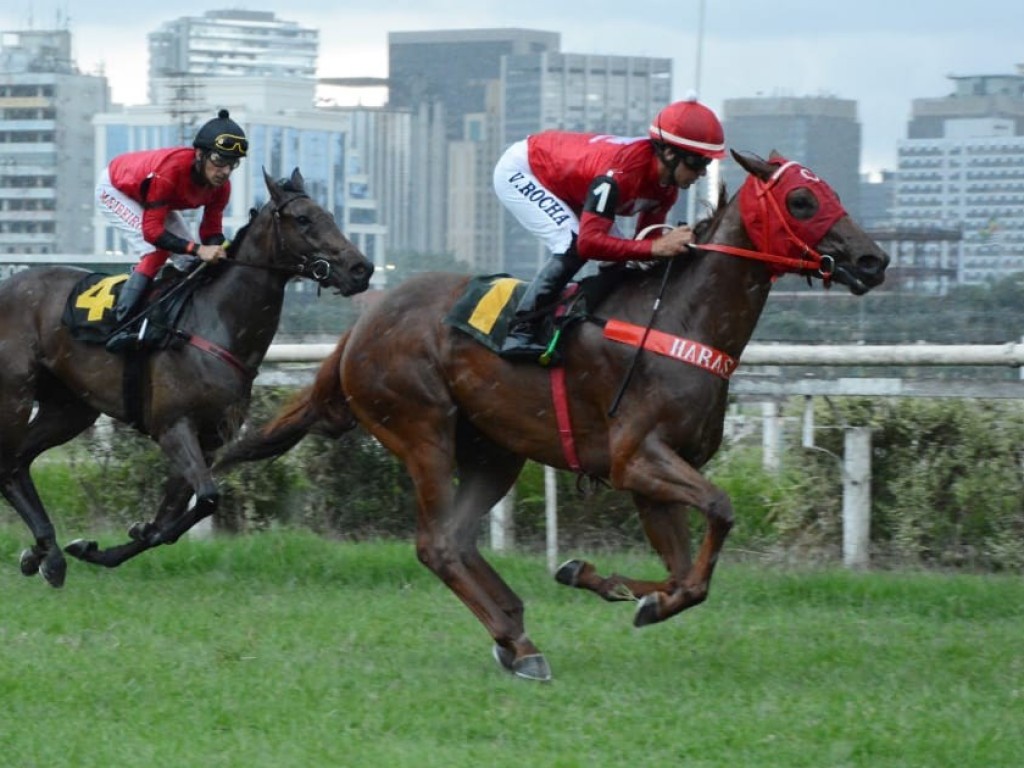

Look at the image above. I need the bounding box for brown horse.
[0,168,373,588]
[218,151,889,680]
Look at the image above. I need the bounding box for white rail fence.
[257,342,1024,571]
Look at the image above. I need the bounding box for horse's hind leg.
[371,412,550,681]
[0,395,99,587]
[452,422,542,676]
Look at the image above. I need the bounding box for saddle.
[443,268,624,365]
[62,265,209,352]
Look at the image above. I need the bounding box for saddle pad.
[443,274,526,352]
[62,272,128,343]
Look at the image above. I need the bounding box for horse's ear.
[263,167,285,205]
[290,167,305,192]
[731,149,774,181]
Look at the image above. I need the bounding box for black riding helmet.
[193,109,248,159]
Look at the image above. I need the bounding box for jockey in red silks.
[492,95,726,360]
[96,109,248,348]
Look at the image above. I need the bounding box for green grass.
[1,526,1022,767]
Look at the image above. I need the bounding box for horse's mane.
[692,182,729,243]
[226,180,306,258]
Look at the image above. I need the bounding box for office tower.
[0,29,109,256]
[721,96,862,220]
[895,71,1024,286]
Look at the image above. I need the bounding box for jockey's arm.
[577,176,691,261]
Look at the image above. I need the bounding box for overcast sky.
[3,1,1022,173]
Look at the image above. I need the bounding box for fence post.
[544,466,558,574]
[490,490,515,552]
[761,401,781,472]
[842,426,872,569]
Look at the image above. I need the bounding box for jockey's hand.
[650,225,694,258]
[196,243,226,263]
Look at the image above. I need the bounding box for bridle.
[224,192,339,287]
[693,160,845,284]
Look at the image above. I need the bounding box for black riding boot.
[105,272,151,353]
[501,248,584,360]
[113,271,151,322]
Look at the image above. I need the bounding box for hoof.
[491,645,552,682]
[19,548,40,576]
[39,552,67,588]
[492,644,515,672]
[513,654,552,682]
[64,539,98,560]
[634,593,662,627]
[555,559,584,587]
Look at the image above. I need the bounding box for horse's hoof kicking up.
[554,559,584,587]
[491,645,552,682]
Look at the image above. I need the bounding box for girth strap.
[550,366,582,473]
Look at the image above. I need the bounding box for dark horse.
[0,168,373,588]
[218,151,888,681]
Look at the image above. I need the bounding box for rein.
[607,224,677,418]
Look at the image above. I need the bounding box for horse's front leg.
[559,438,734,627]
[623,445,733,627]
[65,477,195,566]
[66,419,218,566]
[555,495,692,602]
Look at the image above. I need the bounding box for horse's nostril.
[858,253,888,275]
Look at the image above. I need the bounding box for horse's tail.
[214,332,355,473]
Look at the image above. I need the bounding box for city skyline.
[2,0,1022,174]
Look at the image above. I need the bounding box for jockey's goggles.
[208,151,241,170]
[213,134,248,155]
[680,152,713,172]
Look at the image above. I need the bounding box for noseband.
[227,192,338,286]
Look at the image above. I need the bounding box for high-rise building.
[895,71,1024,286]
[148,10,318,104]
[387,29,561,258]
[0,30,110,257]
[721,96,862,220]
[388,28,560,142]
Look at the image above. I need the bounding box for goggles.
[207,151,241,170]
[213,133,247,155]
[680,152,713,172]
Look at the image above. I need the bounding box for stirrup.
[105,317,149,354]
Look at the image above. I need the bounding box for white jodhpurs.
[493,140,578,256]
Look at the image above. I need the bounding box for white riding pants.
[493,140,578,256]
[95,168,191,260]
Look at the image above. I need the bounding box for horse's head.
[258,168,374,296]
[732,150,888,295]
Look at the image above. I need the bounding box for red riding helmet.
[649,97,725,160]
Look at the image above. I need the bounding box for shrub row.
[25,389,1024,572]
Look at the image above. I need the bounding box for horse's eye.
[786,189,819,221]
[294,215,312,226]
